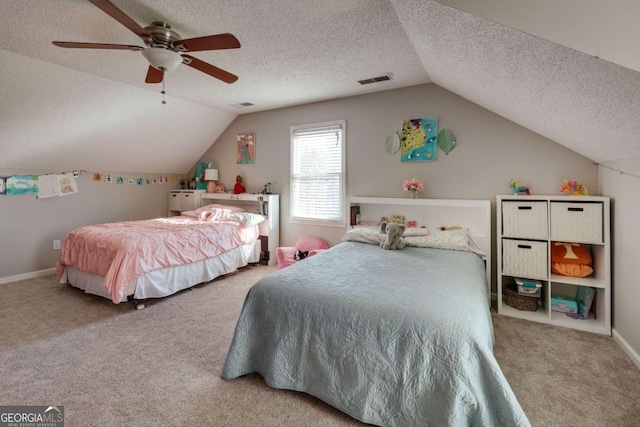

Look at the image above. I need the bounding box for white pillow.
[342,227,384,245]
[226,212,266,226]
[403,227,430,237]
[404,228,485,256]
[181,210,199,218]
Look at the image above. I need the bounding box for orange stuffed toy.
[551,242,593,277]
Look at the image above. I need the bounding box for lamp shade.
[142,47,183,72]
[204,169,219,181]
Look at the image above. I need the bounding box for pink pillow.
[195,204,245,214]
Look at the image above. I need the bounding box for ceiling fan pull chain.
[161,70,167,104]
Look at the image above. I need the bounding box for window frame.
[289,119,346,227]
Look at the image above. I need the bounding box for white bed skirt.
[60,241,261,303]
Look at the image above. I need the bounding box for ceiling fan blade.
[174,33,241,52]
[52,41,143,51]
[145,66,164,84]
[182,55,238,84]
[88,0,150,38]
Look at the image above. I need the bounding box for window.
[290,120,345,226]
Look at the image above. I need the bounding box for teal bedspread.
[223,241,531,427]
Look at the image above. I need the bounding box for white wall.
[0,171,178,279]
[600,163,640,366]
[197,83,598,289]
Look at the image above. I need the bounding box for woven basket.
[504,285,538,311]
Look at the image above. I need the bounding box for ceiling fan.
[52,0,240,102]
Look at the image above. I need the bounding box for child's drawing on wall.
[6,175,39,195]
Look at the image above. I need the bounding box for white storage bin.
[514,278,542,297]
[502,239,548,280]
[550,202,603,244]
[502,201,548,240]
[168,191,182,211]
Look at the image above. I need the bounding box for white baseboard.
[613,328,640,371]
[0,268,56,285]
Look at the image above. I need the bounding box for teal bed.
[223,241,530,426]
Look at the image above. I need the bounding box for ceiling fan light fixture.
[142,47,182,72]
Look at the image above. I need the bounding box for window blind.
[290,121,345,224]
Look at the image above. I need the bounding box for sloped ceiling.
[391,0,640,164]
[2,0,639,174]
[436,0,640,74]
[0,0,428,174]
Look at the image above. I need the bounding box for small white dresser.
[168,189,205,216]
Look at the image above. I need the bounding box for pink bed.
[57,210,263,306]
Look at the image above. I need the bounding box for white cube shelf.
[497,195,611,336]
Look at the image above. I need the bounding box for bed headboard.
[348,197,492,299]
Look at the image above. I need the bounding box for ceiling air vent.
[358,74,392,85]
[230,102,254,108]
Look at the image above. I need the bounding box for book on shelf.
[576,286,596,319]
[350,205,360,226]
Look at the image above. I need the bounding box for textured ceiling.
[0,0,429,173]
[0,0,428,113]
[0,49,235,174]
[392,0,640,163]
[2,0,639,174]
[436,0,640,74]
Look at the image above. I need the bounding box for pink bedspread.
[56,217,259,303]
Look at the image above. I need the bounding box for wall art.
[401,117,438,162]
[237,132,256,164]
[6,175,39,195]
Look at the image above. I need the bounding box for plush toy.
[509,179,531,195]
[560,179,589,196]
[233,175,246,194]
[380,221,406,250]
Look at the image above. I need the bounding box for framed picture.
[237,133,255,164]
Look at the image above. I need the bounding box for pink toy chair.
[276,236,329,269]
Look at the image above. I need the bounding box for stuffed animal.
[380,221,406,250]
[560,179,589,196]
[509,179,531,195]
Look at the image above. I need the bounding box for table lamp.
[204,169,219,193]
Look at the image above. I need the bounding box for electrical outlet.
[53,240,61,250]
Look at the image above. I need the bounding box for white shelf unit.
[201,193,280,266]
[497,195,611,335]
[168,189,205,216]
[347,197,492,300]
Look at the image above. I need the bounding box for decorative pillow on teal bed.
[342,227,384,245]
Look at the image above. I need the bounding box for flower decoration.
[403,178,424,192]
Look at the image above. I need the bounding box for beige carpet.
[1,267,639,426]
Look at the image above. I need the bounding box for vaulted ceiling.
[1,0,639,174]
